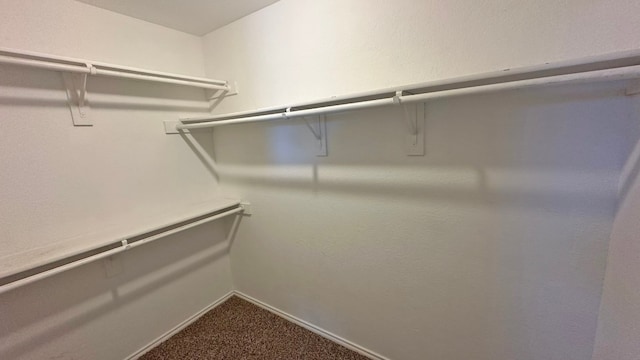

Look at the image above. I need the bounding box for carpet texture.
[140,296,371,360]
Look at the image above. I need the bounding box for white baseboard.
[233,291,391,360]
[126,291,235,360]
[126,290,390,360]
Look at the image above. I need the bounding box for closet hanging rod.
[178,64,640,129]
[0,202,245,295]
[0,47,229,91]
[177,48,640,129]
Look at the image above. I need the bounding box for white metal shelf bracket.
[207,81,239,101]
[240,202,252,215]
[398,91,425,156]
[163,120,184,134]
[303,115,327,156]
[62,64,93,126]
[206,81,239,111]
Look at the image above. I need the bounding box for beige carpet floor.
[140,296,370,359]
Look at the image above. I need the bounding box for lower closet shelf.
[0,198,244,294]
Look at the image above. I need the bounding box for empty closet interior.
[1,1,640,359]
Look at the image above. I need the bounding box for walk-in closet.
[1,1,640,359]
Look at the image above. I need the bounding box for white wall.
[2,1,639,359]
[202,1,640,359]
[0,1,234,359]
[591,95,640,360]
[203,0,640,112]
[0,0,206,75]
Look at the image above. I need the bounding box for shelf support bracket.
[62,66,92,126]
[240,202,252,215]
[400,93,425,156]
[206,81,239,100]
[303,115,328,157]
[207,81,239,111]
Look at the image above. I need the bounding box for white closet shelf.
[0,47,230,91]
[0,198,247,294]
[173,48,640,130]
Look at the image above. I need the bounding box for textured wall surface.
[591,96,640,360]
[203,0,640,113]
[0,1,234,359]
[0,0,206,75]
[2,1,640,359]
[201,1,640,359]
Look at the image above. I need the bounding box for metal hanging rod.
[0,47,229,91]
[0,201,247,294]
[176,48,640,130]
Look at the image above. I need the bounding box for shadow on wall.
[184,81,640,216]
[0,64,211,112]
[180,130,220,182]
[617,95,640,211]
[187,81,640,360]
[0,62,222,186]
[0,215,242,360]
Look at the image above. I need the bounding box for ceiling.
[75,0,280,36]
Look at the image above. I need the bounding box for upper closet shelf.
[0,47,229,90]
[166,48,640,157]
[170,48,640,152]
[0,47,235,126]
